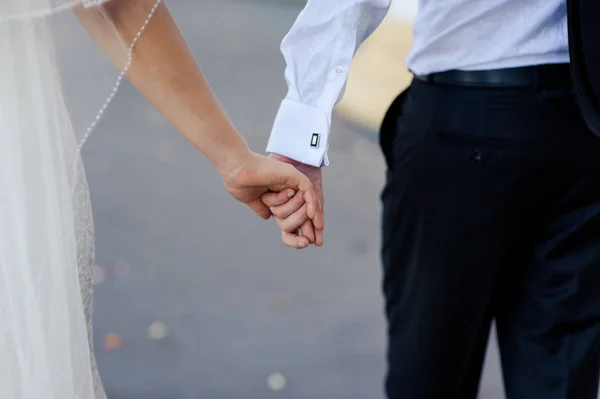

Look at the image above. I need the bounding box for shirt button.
[335,66,345,76]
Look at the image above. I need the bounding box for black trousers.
[379,75,600,398]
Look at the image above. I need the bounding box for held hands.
[260,153,324,249]
[219,150,324,235]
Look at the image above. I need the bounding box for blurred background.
[82,0,504,397]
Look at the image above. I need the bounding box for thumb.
[248,199,271,220]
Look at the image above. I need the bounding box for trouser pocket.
[379,86,410,170]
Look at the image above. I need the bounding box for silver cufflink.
[311,133,320,147]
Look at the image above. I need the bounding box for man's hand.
[261,153,324,248]
[221,151,321,229]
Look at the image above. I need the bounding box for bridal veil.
[0,1,161,397]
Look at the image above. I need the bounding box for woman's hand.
[219,151,324,246]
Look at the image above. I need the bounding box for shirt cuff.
[266,99,330,167]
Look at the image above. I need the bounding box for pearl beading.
[78,0,163,151]
[69,0,163,196]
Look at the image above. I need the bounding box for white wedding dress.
[0,1,160,397]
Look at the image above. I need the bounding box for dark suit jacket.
[568,0,600,135]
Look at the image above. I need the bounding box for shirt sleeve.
[266,0,392,167]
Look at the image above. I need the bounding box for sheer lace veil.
[0,1,160,397]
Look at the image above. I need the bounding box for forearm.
[75,0,248,174]
[267,0,391,166]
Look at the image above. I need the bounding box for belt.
[414,64,572,88]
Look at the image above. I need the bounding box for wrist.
[213,140,251,178]
[269,153,323,192]
[269,153,321,170]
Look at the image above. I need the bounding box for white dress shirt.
[266,0,569,167]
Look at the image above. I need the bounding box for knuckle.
[283,224,297,234]
[270,207,286,219]
[301,228,312,238]
[297,207,308,219]
[263,195,278,206]
[292,193,306,205]
[260,196,271,206]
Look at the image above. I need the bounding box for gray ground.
[76,0,504,397]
